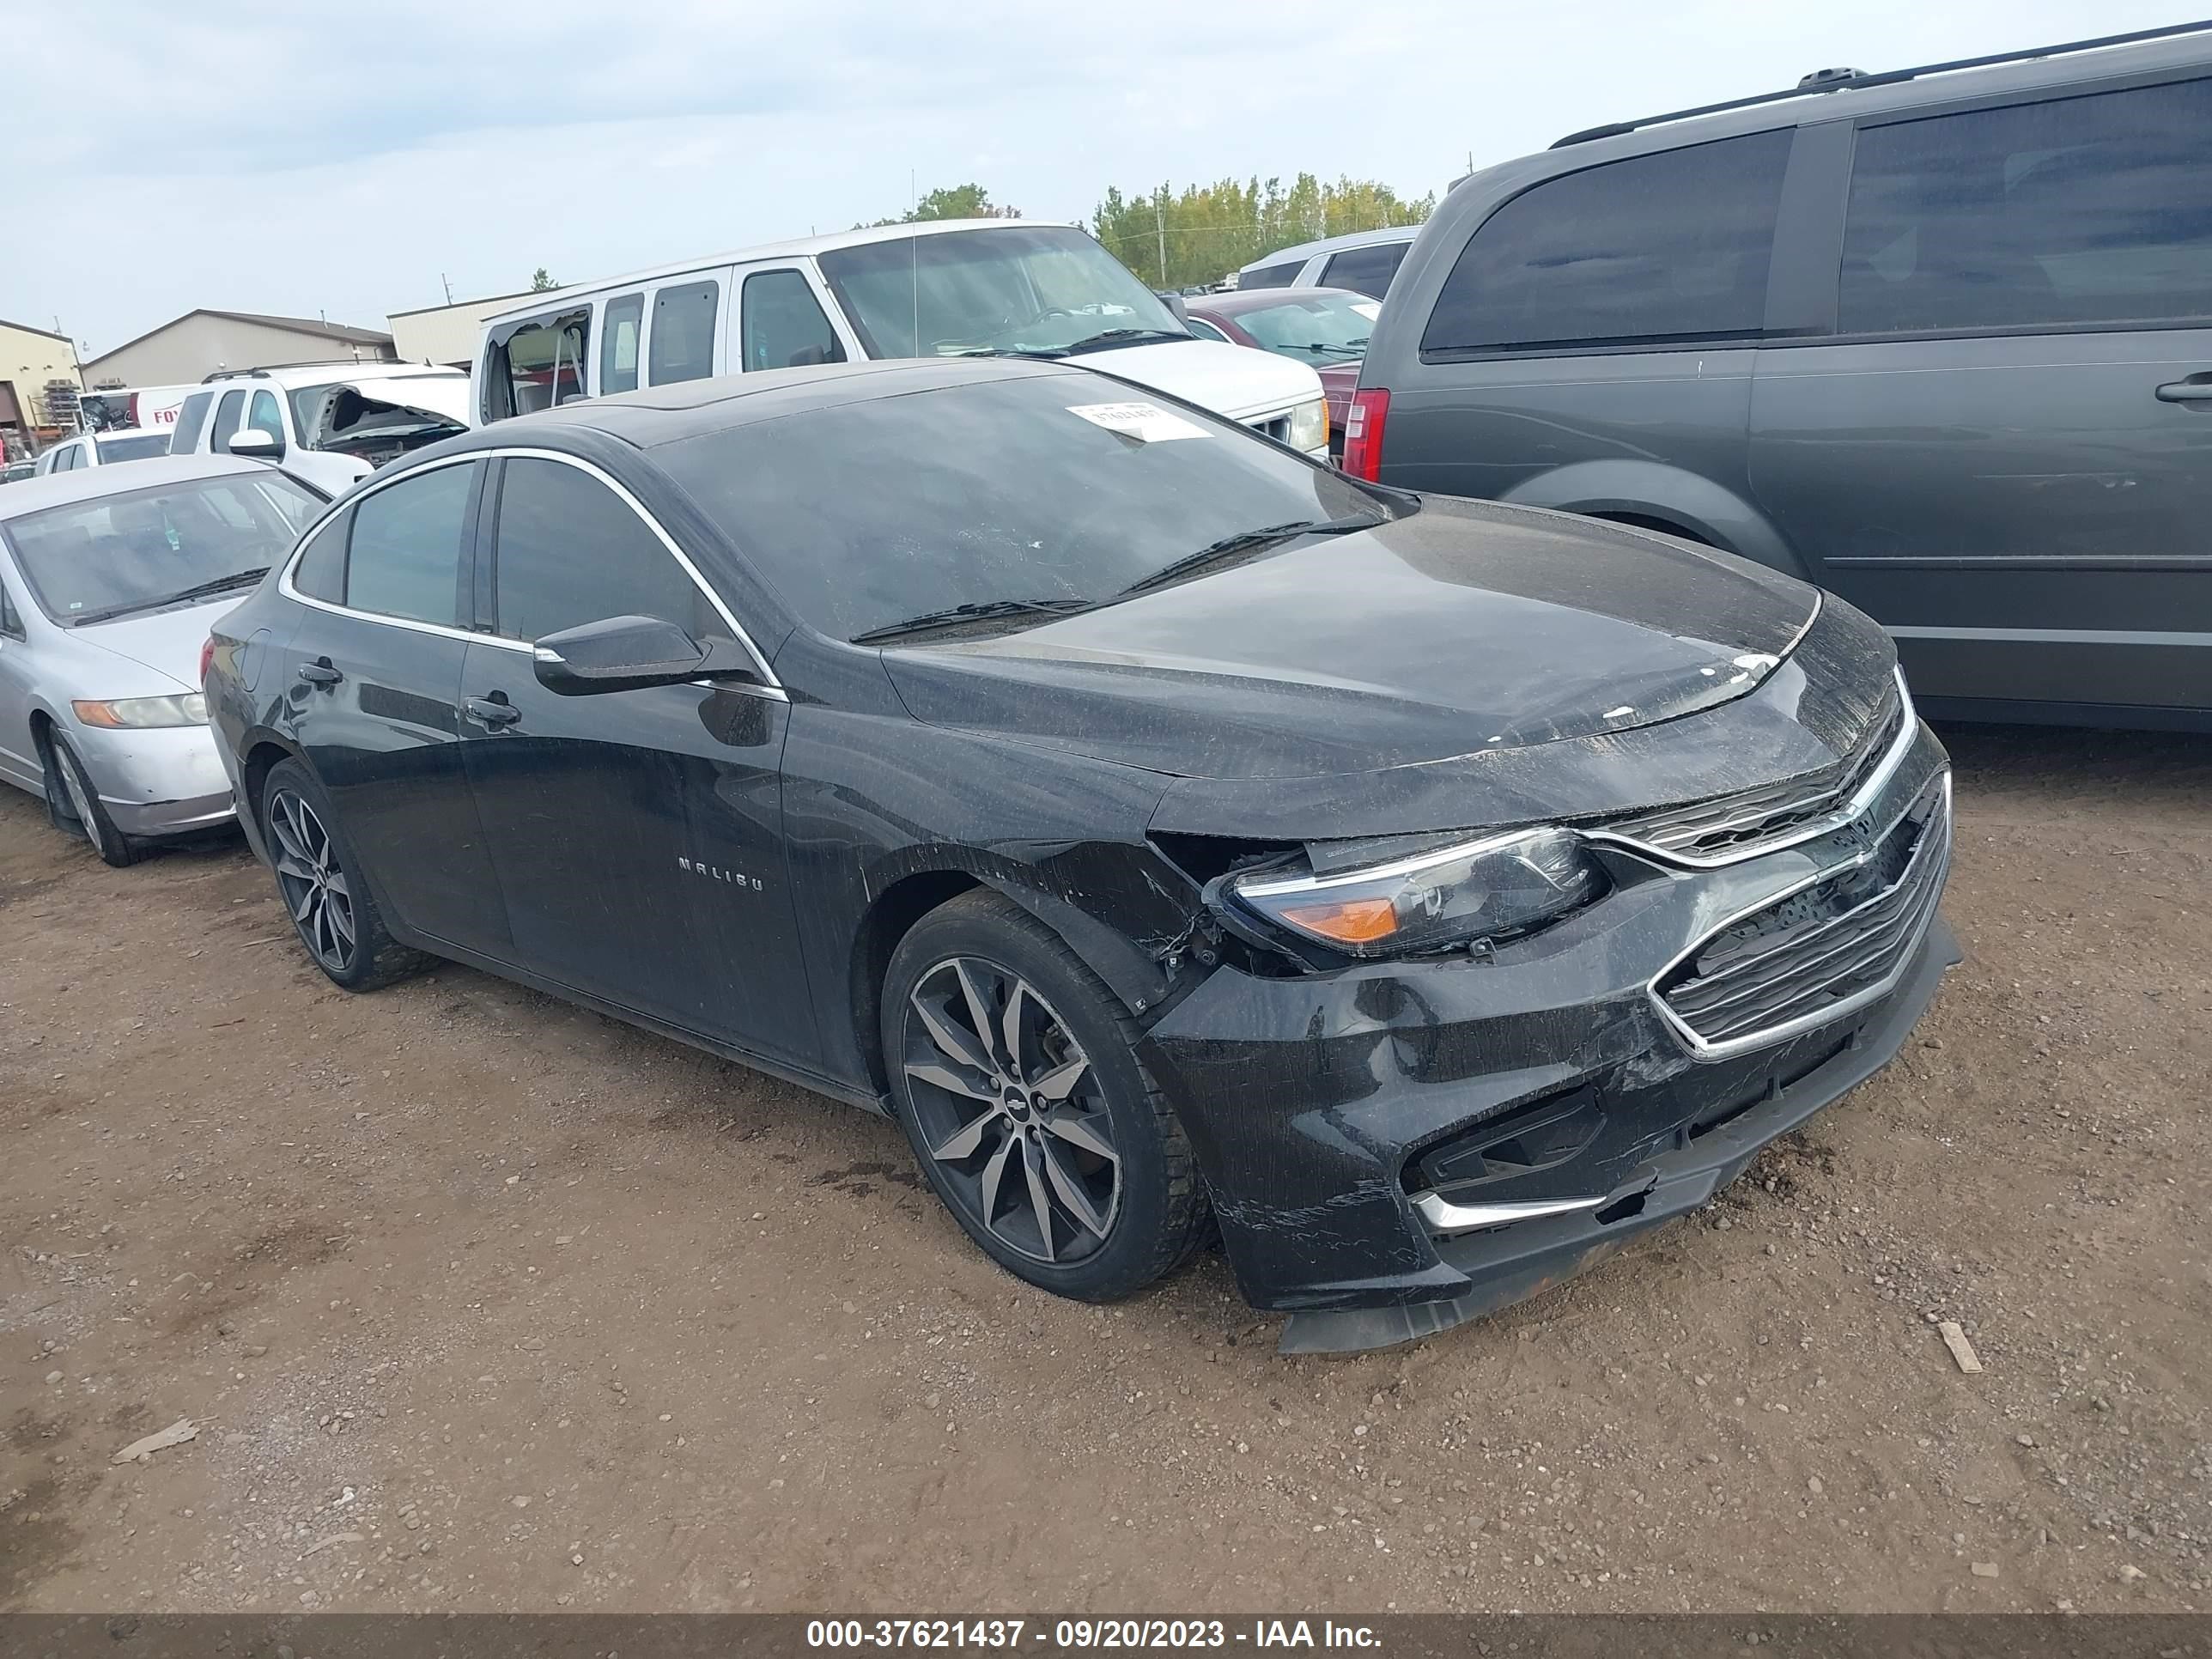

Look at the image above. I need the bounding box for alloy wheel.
[902,956,1121,1265]
[269,791,357,974]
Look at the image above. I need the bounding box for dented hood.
[305,378,471,449]
[881,498,1824,787]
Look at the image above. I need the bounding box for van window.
[1420,130,1791,354]
[171,391,215,453]
[1239,260,1306,290]
[483,309,589,422]
[740,270,848,371]
[648,281,720,385]
[210,390,246,453]
[599,295,643,395]
[1839,76,2212,335]
[1320,242,1408,300]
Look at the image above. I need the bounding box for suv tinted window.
[648,281,719,385]
[1321,242,1408,299]
[1239,260,1305,290]
[344,462,476,626]
[599,294,643,395]
[741,270,847,371]
[171,391,215,453]
[1840,76,2212,334]
[1422,130,1791,353]
[489,459,716,644]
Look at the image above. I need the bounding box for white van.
[472,220,1331,455]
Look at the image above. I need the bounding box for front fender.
[1498,459,1810,582]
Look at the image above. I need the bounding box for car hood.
[1066,337,1323,422]
[881,498,1823,787]
[304,379,472,450]
[70,600,242,692]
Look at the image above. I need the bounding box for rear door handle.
[296,659,342,686]
[2154,375,2212,404]
[464,695,521,730]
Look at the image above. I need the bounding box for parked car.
[167,362,471,499]
[0,454,326,864]
[3,458,38,484]
[205,358,1955,1349]
[33,428,173,474]
[1237,226,1420,299]
[472,220,1330,456]
[1182,287,1379,453]
[1351,21,2212,731]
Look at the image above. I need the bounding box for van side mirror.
[228,429,284,459]
[532,614,750,696]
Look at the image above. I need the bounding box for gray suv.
[1350,22,2212,731]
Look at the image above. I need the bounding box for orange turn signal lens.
[70,700,129,728]
[1274,896,1399,945]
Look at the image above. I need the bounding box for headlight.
[71,694,208,729]
[1287,396,1329,453]
[1233,827,1605,957]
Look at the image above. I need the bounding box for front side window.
[171,391,215,453]
[599,294,643,395]
[740,270,847,371]
[248,389,285,443]
[343,461,477,627]
[653,372,1385,642]
[1840,76,2212,334]
[483,310,589,421]
[647,281,720,385]
[1421,130,1792,354]
[1321,241,1409,299]
[817,226,1185,359]
[489,459,717,644]
[210,389,246,453]
[3,471,323,626]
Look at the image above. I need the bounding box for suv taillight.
[1341,388,1389,482]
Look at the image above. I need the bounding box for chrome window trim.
[1585,665,1917,870]
[276,446,786,697]
[1647,769,1952,1063]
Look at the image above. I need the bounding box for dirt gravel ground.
[2,722,2208,1616]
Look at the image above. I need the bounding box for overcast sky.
[9,0,2191,360]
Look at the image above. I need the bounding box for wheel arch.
[1497,459,1812,582]
[234,731,307,854]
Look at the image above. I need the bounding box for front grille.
[1656,775,1949,1055]
[1245,414,1291,442]
[1601,681,1906,864]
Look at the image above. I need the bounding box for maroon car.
[1181,286,1379,453]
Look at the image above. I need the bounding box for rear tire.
[882,889,1210,1303]
[260,758,430,991]
[46,734,149,867]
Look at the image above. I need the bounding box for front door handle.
[296,659,342,686]
[2154,375,2212,404]
[464,694,521,730]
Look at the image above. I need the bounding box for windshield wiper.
[849,597,1097,645]
[1058,327,1194,355]
[1118,517,1381,599]
[71,568,270,625]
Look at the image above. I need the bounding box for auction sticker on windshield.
[1066,402,1209,443]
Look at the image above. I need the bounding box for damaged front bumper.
[1141,725,1959,1351]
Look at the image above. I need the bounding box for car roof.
[482,219,1087,326]
[435,357,1082,456]
[0,453,279,520]
[1188,286,1372,317]
[1238,225,1419,275]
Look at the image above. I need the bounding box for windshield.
[94,432,173,462]
[3,471,324,626]
[286,373,469,448]
[817,227,1189,359]
[1226,292,1380,362]
[653,369,1389,641]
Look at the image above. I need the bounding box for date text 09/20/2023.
[805,1619,1382,1649]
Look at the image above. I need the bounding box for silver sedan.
[0,454,328,865]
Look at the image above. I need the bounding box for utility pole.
[1155,193,1168,285]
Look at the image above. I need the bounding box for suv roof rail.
[1550,17,2212,147]
[200,359,383,383]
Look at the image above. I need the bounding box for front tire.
[46,734,149,867]
[882,890,1210,1302]
[260,758,429,991]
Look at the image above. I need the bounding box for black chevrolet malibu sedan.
[204,358,1957,1351]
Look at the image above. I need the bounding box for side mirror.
[228,429,284,459]
[1156,291,1190,325]
[532,614,745,696]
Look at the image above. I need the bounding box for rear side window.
[1839,76,2212,334]
[599,294,643,396]
[290,510,349,603]
[343,462,476,627]
[0,579,22,637]
[489,458,718,644]
[483,309,588,421]
[171,392,215,453]
[1238,259,1305,290]
[741,270,847,371]
[210,390,246,453]
[1321,241,1409,299]
[648,281,720,385]
[1421,131,1792,354]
